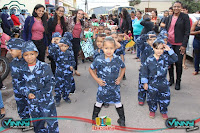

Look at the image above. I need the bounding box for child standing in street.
[93,33,106,59]
[137,32,156,106]
[7,38,31,120]
[141,39,178,120]
[47,32,62,75]
[20,41,59,133]
[89,37,126,126]
[48,37,76,106]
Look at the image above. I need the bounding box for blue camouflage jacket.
[141,50,178,84]
[19,60,55,98]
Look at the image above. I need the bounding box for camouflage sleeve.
[137,34,148,51]
[48,43,59,61]
[90,58,98,70]
[118,57,125,68]
[141,59,149,84]
[41,64,55,94]
[70,50,76,67]
[167,49,178,66]
[18,72,30,97]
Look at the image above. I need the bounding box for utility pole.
[85,0,88,13]
[55,0,58,8]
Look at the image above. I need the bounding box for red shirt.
[31,18,45,40]
[168,16,182,46]
[72,22,82,38]
[53,24,63,36]
[11,14,20,26]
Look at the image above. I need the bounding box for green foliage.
[173,0,200,13]
[129,0,141,6]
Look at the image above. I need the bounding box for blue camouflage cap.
[158,34,168,40]
[52,32,62,38]
[7,38,25,50]
[160,29,168,35]
[147,31,156,35]
[63,32,73,41]
[59,37,72,47]
[22,41,39,54]
[153,37,165,44]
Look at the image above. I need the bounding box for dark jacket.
[1,13,14,36]
[23,16,48,46]
[120,15,132,33]
[165,12,190,47]
[140,18,154,35]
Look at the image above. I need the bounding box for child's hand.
[96,78,106,86]
[115,77,122,85]
[70,66,73,71]
[143,83,148,90]
[164,44,171,51]
[28,93,35,99]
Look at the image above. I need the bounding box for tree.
[174,0,200,13]
[129,0,141,6]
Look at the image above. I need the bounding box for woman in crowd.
[151,10,160,33]
[66,9,89,76]
[119,8,132,33]
[190,19,200,75]
[23,4,48,62]
[133,11,143,60]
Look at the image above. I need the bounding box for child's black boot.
[92,104,101,125]
[116,105,125,127]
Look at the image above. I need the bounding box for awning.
[69,7,76,11]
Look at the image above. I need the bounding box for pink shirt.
[168,16,182,46]
[53,24,63,36]
[31,18,45,40]
[0,33,10,50]
[72,22,82,38]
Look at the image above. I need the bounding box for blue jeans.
[134,35,141,58]
[193,38,200,72]
[0,91,4,109]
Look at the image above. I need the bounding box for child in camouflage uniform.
[89,37,126,126]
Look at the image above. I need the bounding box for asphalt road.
[1,52,200,133]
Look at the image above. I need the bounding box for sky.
[76,0,129,11]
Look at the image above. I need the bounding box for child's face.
[96,37,104,49]
[52,37,61,44]
[98,26,104,33]
[118,34,124,42]
[23,51,38,65]
[104,30,111,36]
[147,37,156,46]
[59,43,69,52]
[102,41,115,58]
[111,34,118,41]
[153,44,164,56]
[9,49,21,58]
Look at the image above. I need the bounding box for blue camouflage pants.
[138,71,147,102]
[28,93,59,133]
[55,73,72,102]
[147,80,170,114]
[14,93,30,119]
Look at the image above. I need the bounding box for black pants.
[32,39,46,62]
[0,77,3,88]
[71,38,80,70]
[168,45,183,81]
